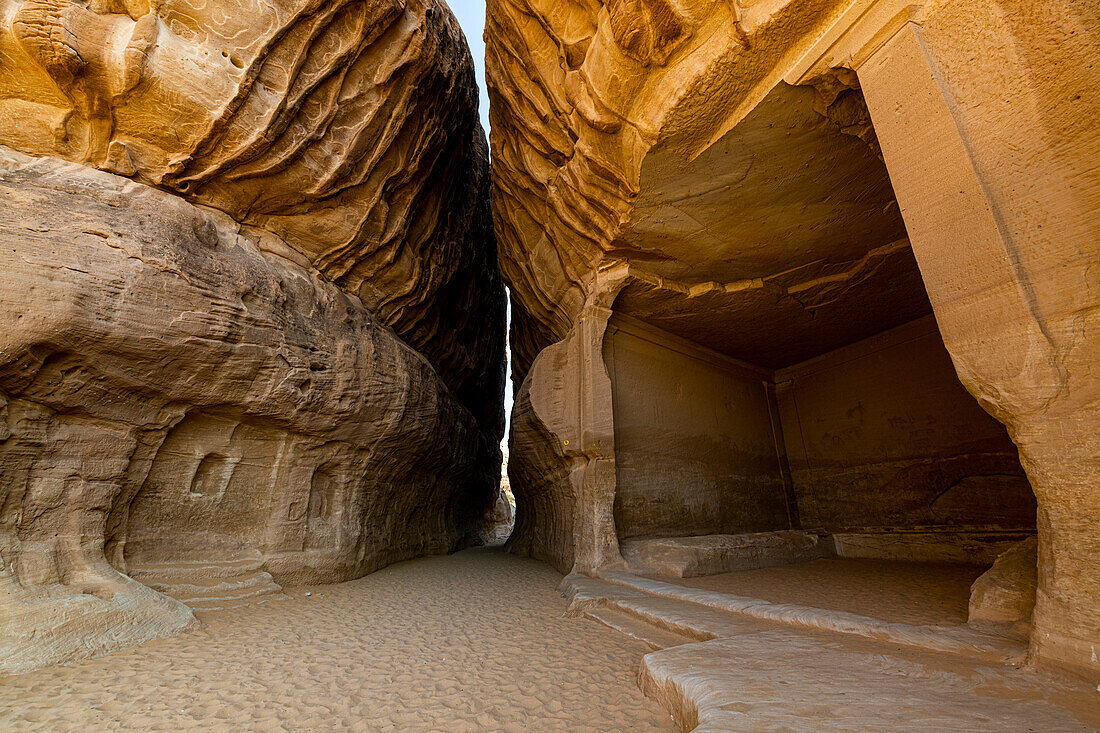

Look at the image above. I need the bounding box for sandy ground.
[0,548,675,732]
[668,557,986,625]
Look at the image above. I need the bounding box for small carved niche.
[189,453,234,501]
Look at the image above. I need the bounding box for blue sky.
[448,1,491,132]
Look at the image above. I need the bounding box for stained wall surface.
[775,317,1034,532]
[606,316,789,541]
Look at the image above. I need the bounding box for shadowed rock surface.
[0,0,504,676]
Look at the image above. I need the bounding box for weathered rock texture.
[621,531,831,578]
[1,0,504,676]
[969,536,1038,635]
[488,0,1098,679]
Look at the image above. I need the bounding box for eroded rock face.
[488,0,917,376]
[0,0,503,426]
[489,0,1098,678]
[0,0,504,676]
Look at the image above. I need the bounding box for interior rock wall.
[0,0,504,676]
[605,316,789,540]
[775,317,1035,532]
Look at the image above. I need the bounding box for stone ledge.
[832,530,1035,564]
[621,531,833,578]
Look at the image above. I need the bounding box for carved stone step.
[583,606,696,651]
[128,561,289,613]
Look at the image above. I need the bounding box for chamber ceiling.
[614,82,932,368]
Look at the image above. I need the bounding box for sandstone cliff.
[0,0,504,675]
[488,0,1098,679]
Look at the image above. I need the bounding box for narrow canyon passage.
[0,0,1096,727]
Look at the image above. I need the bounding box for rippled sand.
[0,548,675,732]
[669,558,986,625]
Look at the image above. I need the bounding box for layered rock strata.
[1,0,504,676]
[488,0,1098,679]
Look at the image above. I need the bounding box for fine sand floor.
[668,557,987,625]
[0,548,675,732]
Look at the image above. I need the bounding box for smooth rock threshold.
[564,572,1099,730]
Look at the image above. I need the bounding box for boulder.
[969,537,1038,634]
